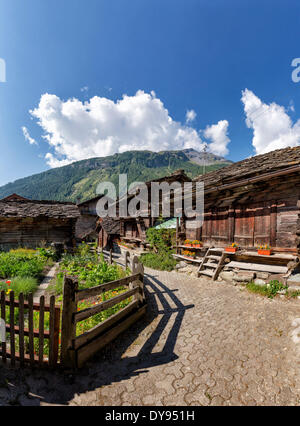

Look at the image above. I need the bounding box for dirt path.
[33,262,59,303]
[0,267,299,406]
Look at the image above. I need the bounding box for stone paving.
[0,267,300,406]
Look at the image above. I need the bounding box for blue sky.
[0,0,300,185]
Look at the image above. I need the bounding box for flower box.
[257,249,272,256]
[193,244,202,248]
[225,247,238,253]
[185,244,193,248]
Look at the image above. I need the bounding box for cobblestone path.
[0,268,299,406]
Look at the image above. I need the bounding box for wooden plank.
[0,290,7,364]
[53,305,60,367]
[0,348,48,365]
[75,287,139,323]
[5,324,49,339]
[77,305,147,368]
[200,269,214,277]
[28,293,35,367]
[49,295,55,367]
[3,298,57,312]
[228,207,235,243]
[270,203,277,247]
[9,291,15,367]
[18,293,25,367]
[38,295,45,367]
[172,254,202,264]
[60,276,78,368]
[75,274,141,302]
[213,252,226,281]
[226,261,287,274]
[74,300,139,349]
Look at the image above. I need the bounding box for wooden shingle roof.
[0,200,80,219]
[195,146,300,189]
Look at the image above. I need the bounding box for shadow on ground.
[0,271,194,406]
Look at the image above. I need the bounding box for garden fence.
[0,253,146,369]
[0,291,60,367]
[60,255,146,368]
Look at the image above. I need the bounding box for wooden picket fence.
[0,291,60,367]
[0,254,146,369]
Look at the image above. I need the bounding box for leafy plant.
[246,279,288,299]
[0,251,49,279]
[0,276,38,296]
[146,228,176,253]
[140,252,177,271]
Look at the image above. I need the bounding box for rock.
[287,285,300,291]
[219,271,235,283]
[256,272,269,280]
[254,279,266,287]
[233,272,255,283]
[175,261,187,269]
[287,273,300,287]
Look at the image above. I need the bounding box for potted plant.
[257,244,272,256]
[192,240,202,248]
[184,239,192,247]
[183,250,196,259]
[225,242,239,253]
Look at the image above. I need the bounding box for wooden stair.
[197,247,226,280]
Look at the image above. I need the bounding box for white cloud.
[22,126,37,145]
[80,86,89,92]
[203,120,230,156]
[241,89,300,155]
[186,109,197,123]
[29,90,230,167]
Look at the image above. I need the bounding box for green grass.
[140,252,177,271]
[246,280,288,299]
[0,276,38,296]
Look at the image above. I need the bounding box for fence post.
[61,276,78,368]
[132,256,145,305]
[110,249,113,264]
[125,251,130,270]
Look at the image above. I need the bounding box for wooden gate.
[0,291,60,367]
[60,256,146,368]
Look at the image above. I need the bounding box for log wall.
[0,217,76,250]
[185,174,300,251]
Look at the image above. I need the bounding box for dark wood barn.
[184,146,300,254]
[0,199,79,250]
[97,217,120,249]
[118,169,191,245]
[75,195,103,242]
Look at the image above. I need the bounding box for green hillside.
[0,150,232,202]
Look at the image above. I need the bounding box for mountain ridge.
[0,149,233,202]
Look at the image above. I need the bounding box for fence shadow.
[0,270,194,406]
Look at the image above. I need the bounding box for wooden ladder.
[197,247,226,280]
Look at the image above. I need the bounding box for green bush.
[0,252,47,279]
[146,228,176,252]
[55,251,127,294]
[140,227,177,271]
[140,252,177,271]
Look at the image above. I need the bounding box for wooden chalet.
[0,198,79,249]
[184,146,300,254]
[118,169,191,245]
[76,195,103,242]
